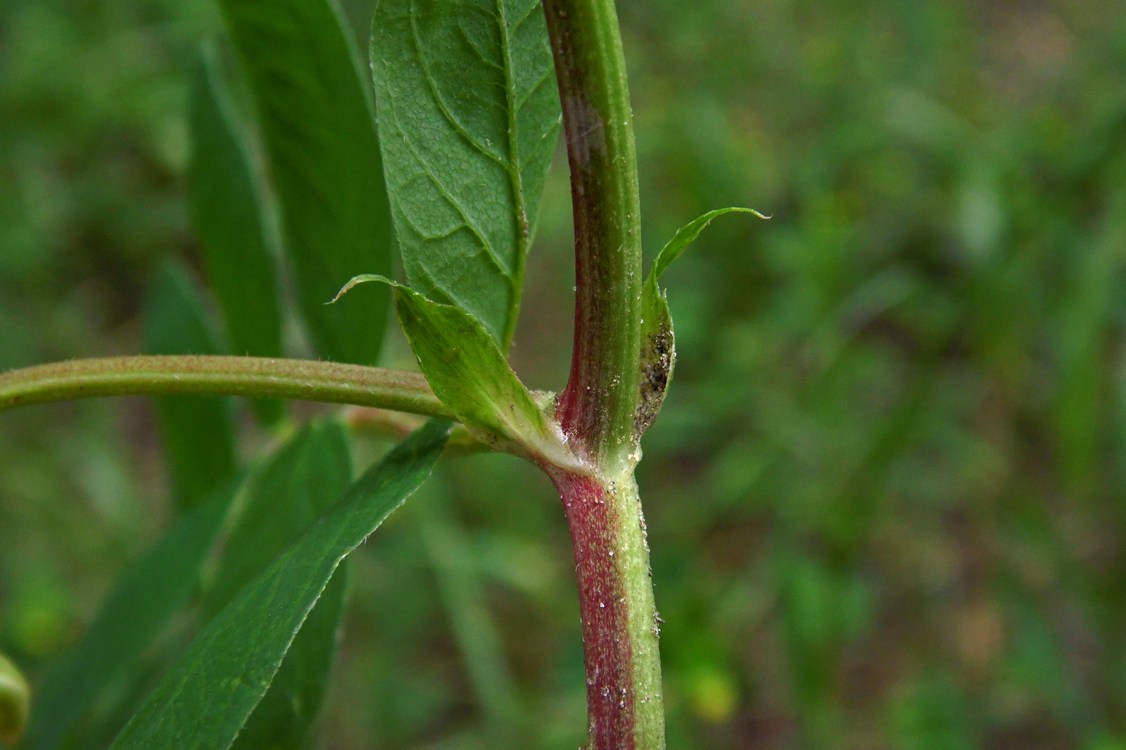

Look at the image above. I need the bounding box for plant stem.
[0,355,451,418]
[543,0,643,471]
[547,467,664,750]
[541,2,664,745]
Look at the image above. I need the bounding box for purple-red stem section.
[549,470,635,749]
[542,0,642,463]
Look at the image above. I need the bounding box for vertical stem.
[541,0,664,747]
[548,469,664,750]
[542,0,643,471]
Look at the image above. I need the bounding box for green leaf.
[204,421,353,750]
[144,262,238,508]
[24,476,242,750]
[416,478,520,731]
[635,208,768,438]
[218,0,392,365]
[203,421,352,618]
[335,276,573,468]
[187,43,285,424]
[231,571,348,750]
[0,652,29,746]
[187,45,283,367]
[370,0,561,348]
[649,208,769,283]
[109,420,449,750]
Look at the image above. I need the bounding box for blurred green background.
[3,0,1126,747]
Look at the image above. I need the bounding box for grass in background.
[2,0,1125,747]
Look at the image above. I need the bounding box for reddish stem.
[549,471,635,749]
[542,0,643,467]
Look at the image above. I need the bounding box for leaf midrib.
[495,0,537,351]
[404,0,539,350]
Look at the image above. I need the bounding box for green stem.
[541,0,665,747]
[546,466,664,750]
[543,0,643,471]
[0,355,451,418]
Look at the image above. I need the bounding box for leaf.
[334,276,573,468]
[144,262,238,508]
[203,421,352,618]
[635,208,769,438]
[187,43,285,424]
[23,476,242,750]
[649,208,770,282]
[0,652,29,746]
[415,477,520,729]
[370,0,562,348]
[218,0,393,365]
[187,44,283,367]
[109,420,449,750]
[230,570,348,750]
[204,421,353,750]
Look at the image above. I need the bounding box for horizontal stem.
[0,355,452,418]
[344,407,486,453]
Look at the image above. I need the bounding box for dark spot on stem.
[633,325,674,438]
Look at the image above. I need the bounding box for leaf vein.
[410,3,507,168]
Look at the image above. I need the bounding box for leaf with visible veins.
[370,0,561,348]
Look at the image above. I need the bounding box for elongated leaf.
[416,478,520,730]
[203,421,351,617]
[24,476,242,750]
[204,421,352,750]
[0,652,29,745]
[218,0,392,365]
[648,208,769,282]
[1053,189,1126,494]
[335,275,572,467]
[110,420,450,750]
[370,0,561,347]
[636,208,768,437]
[187,44,283,369]
[231,571,347,750]
[144,262,238,508]
[188,44,285,425]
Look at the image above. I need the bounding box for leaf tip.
[328,274,394,305]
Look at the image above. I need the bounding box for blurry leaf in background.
[205,420,354,750]
[414,472,521,739]
[143,262,238,510]
[23,476,242,750]
[891,671,978,750]
[187,42,284,424]
[370,0,561,347]
[109,419,449,750]
[0,651,30,745]
[1052,189,1126,497]
[4,0,1126,748]
[217,0,392,365]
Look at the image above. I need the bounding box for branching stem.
[543,0,643,472]
[540,0,666,747]
[0,355,450,418]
